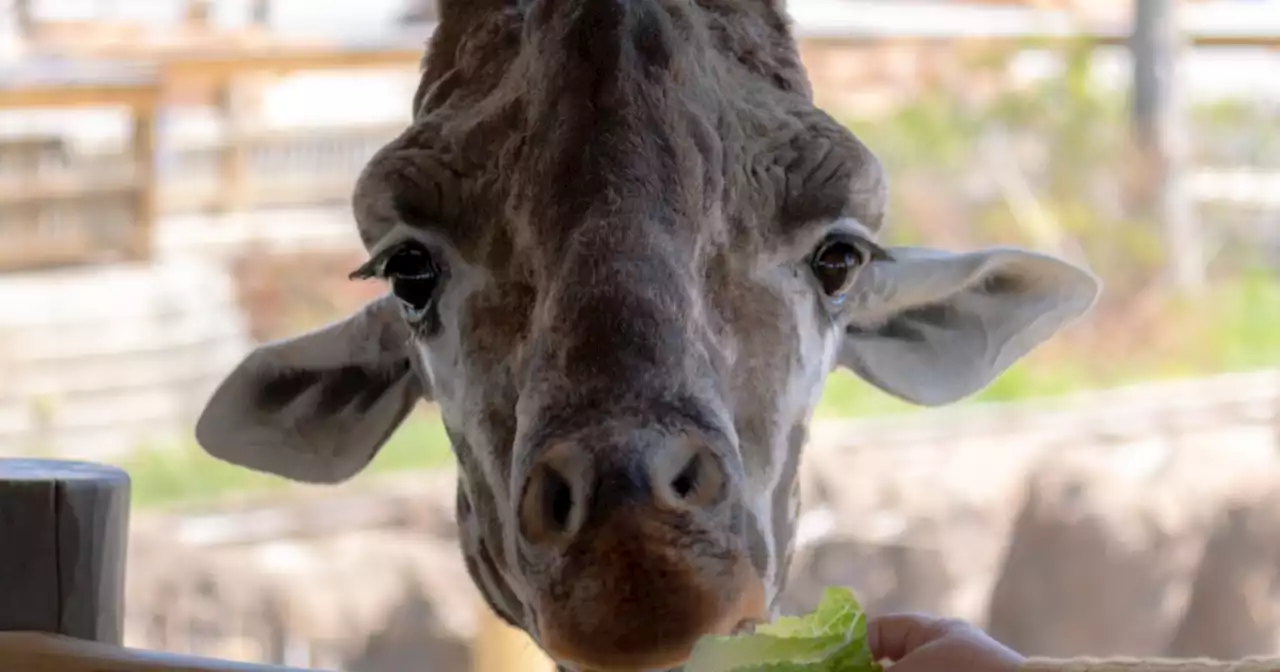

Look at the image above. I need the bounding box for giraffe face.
[195,1,1100,669]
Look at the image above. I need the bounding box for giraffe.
[194,1,1101,669]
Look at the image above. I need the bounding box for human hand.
[868,613,1026,672]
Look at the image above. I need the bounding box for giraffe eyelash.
[349,240,419,281]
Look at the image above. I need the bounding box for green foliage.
[686,587,881,672]
[120,409,455,510]
[817,35,1280,418]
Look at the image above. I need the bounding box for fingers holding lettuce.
[686,588,1022,672]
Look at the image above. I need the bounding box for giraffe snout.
[512,428,764,671]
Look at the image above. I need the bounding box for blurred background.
[1,0,1279,670]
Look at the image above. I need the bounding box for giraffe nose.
[514,429,762,670]
[516,432,730,548]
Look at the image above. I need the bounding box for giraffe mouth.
[537,558,768,672]
[560,616,766,671]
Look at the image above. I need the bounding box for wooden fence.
[0,60,159,270]
[159,124,402,214]
[0,458,554,672]
[0,43,416,273]
[3,16,1280,272]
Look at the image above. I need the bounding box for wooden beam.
[0,633,326,672]
[0,177,139,206]
[0,84,159,111]
[797,32,1280,50]
[0,459,130,643]
[158,45,422,86]
[130,108,158,261]
[148,31,1280,95]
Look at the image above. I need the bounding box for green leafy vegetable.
[685,587,883,672]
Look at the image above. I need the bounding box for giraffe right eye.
[383,244,441,317]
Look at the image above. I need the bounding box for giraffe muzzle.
[513,427,763,670]
[532,512,766,671]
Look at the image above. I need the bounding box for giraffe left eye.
[810,237,867,297]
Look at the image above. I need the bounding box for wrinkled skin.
[195,1,1100,670]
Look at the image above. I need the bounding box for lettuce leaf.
[685,587,883,672]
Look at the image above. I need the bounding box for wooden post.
[185,0,213,30]
[13,0,34,41]
[472,600,555,672]
[217,80,253,213]
[0,459,130,644]
[131,108,157,261]
[1131,0,1204,295]
[250,0,271,27]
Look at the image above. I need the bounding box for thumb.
[866,613,968,662]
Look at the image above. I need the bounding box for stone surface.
[986,434,1277,657]
[1167,484,1280,660]
[125,510,477,671]
[782,429,1057,624]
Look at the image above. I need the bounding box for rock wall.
[120,371,1280,669]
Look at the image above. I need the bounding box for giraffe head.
[195,1,1099,669]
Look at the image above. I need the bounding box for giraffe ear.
[838,246,1100,406]
[195,294,429,484]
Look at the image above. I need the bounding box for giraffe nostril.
[657,438,726,511]
[518,446,587,548]
[671,453,700,500]
[518,432,732,549]
[544,467,574,532]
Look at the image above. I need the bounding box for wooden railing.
[0,42,419,273]
[2,20,1279,271]
[0,458,554,672]
[159,124,403,214]
[0,61,160,270]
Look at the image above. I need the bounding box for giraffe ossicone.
[195,1,1100,670]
